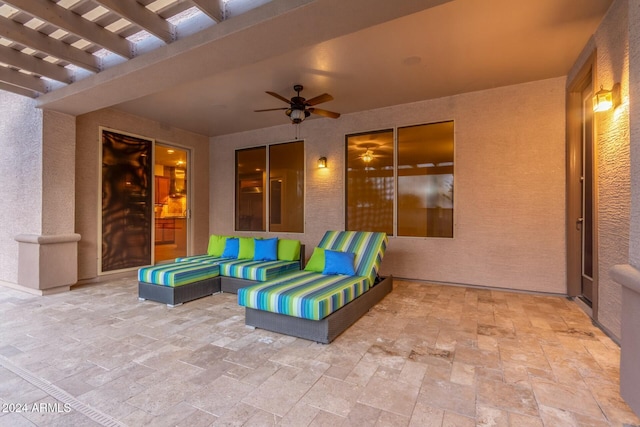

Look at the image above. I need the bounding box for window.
[346,130,394,234]
[346,121,454,238]
[236,147,266,231]
[235,141,304,232]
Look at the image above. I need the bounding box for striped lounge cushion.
[219,259,300,282]
[138,262,220,287]
[237,270,368,320]
[318,231,387,287]
[175,254,229,264]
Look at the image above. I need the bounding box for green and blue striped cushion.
[318,231,387,287]
[219,259,300,282]
[175,254,229,263]
[138,262,220,287]
[238,231,388,320]
[237,270,368,320]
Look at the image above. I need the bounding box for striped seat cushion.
[237,270,368,320]
[138,262,220,287]
[175,254,229,264]
[219,259,300,282]
[318,231,387,288]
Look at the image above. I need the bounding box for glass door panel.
[154,145,189,263]
[101,129,153,273]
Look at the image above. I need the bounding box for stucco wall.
[76,108,210,281]
[0,92,42,284]
[568,0,630,339]
[211,77,567,294]
[629,1,640,270]
[42,110,76,235]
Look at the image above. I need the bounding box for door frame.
[566,50,599,317]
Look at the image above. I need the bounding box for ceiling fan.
[254,84,341,124]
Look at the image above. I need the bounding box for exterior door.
[566,52,597,315]
[580,83,594,304]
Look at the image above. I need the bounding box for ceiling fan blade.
[305,93,333,106]
[266,91,291,104]
[254,107,289,112]
[309,107,340,119]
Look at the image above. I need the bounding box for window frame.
[234,140,306,233]
[345,121,455,238]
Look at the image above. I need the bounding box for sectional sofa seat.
[238,230,392,343]
[138,262,221,307]
[138,235,303,306]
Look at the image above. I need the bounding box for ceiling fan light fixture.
[289,108,307,124]
[257,85,340,124]
[362,149,374,163]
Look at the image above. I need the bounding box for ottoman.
[138,262,221,307]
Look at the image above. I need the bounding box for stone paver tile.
[476,405,509,427]
[185,375,255,417]
[442,411,475,427]
[342,402,380,426]
[358,375,420,417]
[477,378,539,417]
[408,399,443,427]
[376,409,410,426]
[302,376,363,417]
[418,376,476,417]
[531,378,604,420]
[241,374,313,417]
[279,401,321,427]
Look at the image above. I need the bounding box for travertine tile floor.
[1,278,639,426]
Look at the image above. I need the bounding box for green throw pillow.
[207,234,228,256]
[277,239,301,261]
[304,247,325,272]
[237,237,255,259]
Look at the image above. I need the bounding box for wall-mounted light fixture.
[317,157,327,168]
[593,83,621,112]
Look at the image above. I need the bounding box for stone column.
[12,109,80,295]
[612,0,640,417]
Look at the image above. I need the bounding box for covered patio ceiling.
[0,0,613,136]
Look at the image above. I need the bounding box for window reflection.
[345,122,454,238]
[346,130,394,234]
[269,141,304,233]
[235,141,305,233]
[398,122,454,237]
[236,147,266,231]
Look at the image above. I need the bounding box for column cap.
[14,233,81,244]
[611,264,640,294]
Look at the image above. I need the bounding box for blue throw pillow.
[254,238,278,261]
[323,250,356,276]
[221,237,239,258]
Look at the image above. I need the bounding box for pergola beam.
[0,80,38,97]
[0,44,73,83]
[4,0,134,59]
[191,0,224,22]
[93,0,176,44]
[0,16,101,72]
[0,65,49,93]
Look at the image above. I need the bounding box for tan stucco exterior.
[75,108,210,282]
[211,77,568,294]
